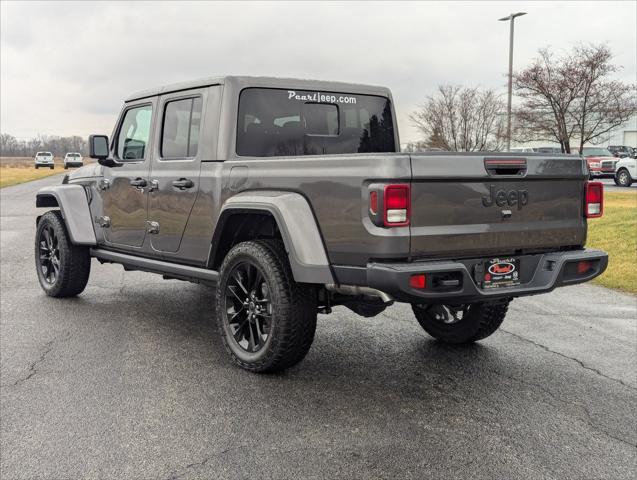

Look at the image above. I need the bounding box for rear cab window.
[161,96,203,159]
[236,88,396,157]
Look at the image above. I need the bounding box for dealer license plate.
[482,257,520,289]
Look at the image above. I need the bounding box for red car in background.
[579,147,617,179]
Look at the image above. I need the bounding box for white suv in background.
[63,152,84,169]
[34,152,54,169]
[614,157,636,187]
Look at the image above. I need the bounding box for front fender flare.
[218,191,333,284]
[36,185,97,245]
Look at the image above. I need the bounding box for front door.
[101,102,155,249]
[147,90,205,253]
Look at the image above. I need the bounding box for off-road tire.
[50,166,54,170]
[215,239,317,373]
[412,299,510,344]
[616,168,633,187]
[35,166,39,169]
[35,210,91,297]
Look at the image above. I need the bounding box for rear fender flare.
[214,191,333,284]
[36,185,97,245]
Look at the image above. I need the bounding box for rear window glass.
[237,88,395,157]
[37,152,52,157]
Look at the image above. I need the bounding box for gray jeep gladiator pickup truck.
[34,76,608,372]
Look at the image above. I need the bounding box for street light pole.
[499,12,526,151]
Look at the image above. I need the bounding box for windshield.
[36,152,52,157]
[581,148,612,157]
[236,88,396,157]
[67,153,80,157]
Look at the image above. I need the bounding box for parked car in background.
[34,152,54,169]
[63,152,83,169]
[607,145,634,158]
[614,157,636,187]
[510,147,537,153]
[536,147,563,154]
[579,147,617,178]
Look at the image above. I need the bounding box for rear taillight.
[368,183,411,228]
[585,182,603,218]
[383,184,410,226]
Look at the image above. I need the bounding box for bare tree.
[402,141,429,153]
[569,45,636,153]
[0,132,88,157]
[514,44,636,153]
[410,85,506,152]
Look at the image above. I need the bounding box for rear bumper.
[366,248,608,304]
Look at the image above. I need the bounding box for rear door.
[409,154,588,259]
[101,101,155,249]
[147,89,205,253]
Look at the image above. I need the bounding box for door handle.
[172,178,194,190]
[130,178,147,189]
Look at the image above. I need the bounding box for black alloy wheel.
[216,240,317,372]
[38,223,60,285]
[412,299,510,344]
[224,261,272,353]
[34,210,91,297]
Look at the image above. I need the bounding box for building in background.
[604,113,637,147]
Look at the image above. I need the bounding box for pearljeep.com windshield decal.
[287,90,357,104]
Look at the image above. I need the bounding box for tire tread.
[215,239,317,373]
[412,299,510,344]
[35,210,90,297]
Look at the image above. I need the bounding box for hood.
[68,163,104,181]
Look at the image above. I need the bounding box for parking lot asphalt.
[600,177,636,192]
[1,175,636,480]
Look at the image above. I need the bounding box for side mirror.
[89,134,120,168]
[89,134,109,159]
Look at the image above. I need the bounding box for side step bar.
[90,248,219,285]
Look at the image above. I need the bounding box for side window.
[116,105,153,161]
[161,97,202,159]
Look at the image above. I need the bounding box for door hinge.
[146,221,160,234]
[95,216,111,228]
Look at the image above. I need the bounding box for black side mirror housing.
[89,135,121,168]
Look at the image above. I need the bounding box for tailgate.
[409,153,588,259]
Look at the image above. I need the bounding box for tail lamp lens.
[384,184,410,226]
[585,182,603,218]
